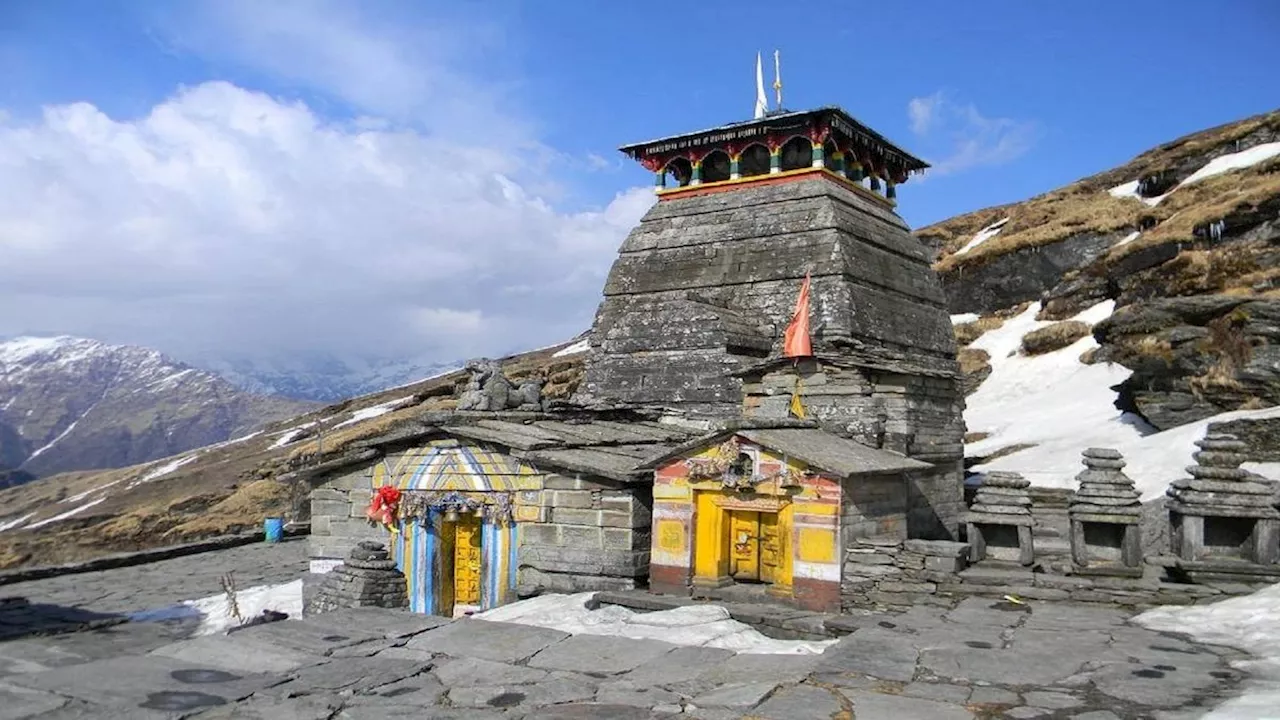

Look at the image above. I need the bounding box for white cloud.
[0,82,655,365]
[906,91,1038,176]
[907,92,942,135]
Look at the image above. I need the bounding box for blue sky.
[4,0,1277,227]
[0,1,1277,367]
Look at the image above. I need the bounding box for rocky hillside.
[0,340,587,568]
[0,336,316,480]
[922,109,1279,431]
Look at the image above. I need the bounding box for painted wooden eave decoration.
[638,426,931,478]
[619,105,930,176]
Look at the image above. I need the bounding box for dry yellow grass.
[1021,321,1091,356]
[932,186,1145,273]
[922,109,1280,275]
[953,316,1006,346]
[1114,157,1280,257]
[165,479,293,539]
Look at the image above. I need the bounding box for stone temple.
[577,105,965,540]
[303,99,969,615]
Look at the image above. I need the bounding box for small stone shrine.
[307,541,408,614]
[964,471,1034,566]
[1167,433,1280,582]
[1069,448,1143,576]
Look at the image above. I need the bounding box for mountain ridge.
[0,335,317,480]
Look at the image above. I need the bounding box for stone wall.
[516,472,652,595]
[308,462,653,595]
[742,361,965,541]
[840,537,1260,612]
[309,464,386,572]
[838,473,908,543]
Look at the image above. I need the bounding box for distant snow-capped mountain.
[195,351,462,402]
[0,336,315,479]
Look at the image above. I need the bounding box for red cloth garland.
[366,485,401,529]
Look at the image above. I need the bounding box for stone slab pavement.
[0,539,309,618]
[0,596,1256,719]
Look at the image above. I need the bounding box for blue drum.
[264,517,285,543]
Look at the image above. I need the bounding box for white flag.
[754,52,768,119]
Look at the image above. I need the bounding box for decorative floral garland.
[366,488,515,530]
[365,485,402,532]
[684,437,807,491]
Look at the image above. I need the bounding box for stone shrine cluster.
[297,98,1279,618]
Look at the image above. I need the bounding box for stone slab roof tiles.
[965,471,1034,526]
[1069,448,1142,523]
[1167,433,1280,519]
[638,424,930,478]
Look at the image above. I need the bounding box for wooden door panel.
[437,520,456,617]
[759,512,782,584]
[729,511,760,581]
[454,517,483,606]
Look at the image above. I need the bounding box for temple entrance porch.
[691,490,795,601]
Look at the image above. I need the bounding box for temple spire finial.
[754,52,768,119]
[772,50,783,111]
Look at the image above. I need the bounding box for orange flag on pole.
[783,273,813,358]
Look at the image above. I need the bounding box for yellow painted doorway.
[436,515,483,617]
[727,510,784,584]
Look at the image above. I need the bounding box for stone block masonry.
[308,466,388,572]
[840,537,1267,613]
[308,541,408,613]
[517,472,653,596]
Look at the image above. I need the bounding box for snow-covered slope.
[0,335,314,478]
[963,305,1278,500]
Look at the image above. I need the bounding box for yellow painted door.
[759,513,783,584]
[729,511,761,581]
[437,521,456,617]
[454,516,483,606]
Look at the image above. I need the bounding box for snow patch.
[1108,179,1141,200]
[955,218,1010,256]
[130,579,305,636]
[25,498,107,530]
[205,430,262,451]
[332,395,417,429]
[269,422,317,449]
[950,313,980,325]
[1110,142,1280,209]
[552,338,591,358]
[1182,141,1280,187]
[1115,231,1141,247]
[1136,582,1280,718]
[0,513,35,532]
[476,592,835,655]
[129,454,198,487]
[61,479,124,504]
[25,418,82,461]
[965,300,1280,500]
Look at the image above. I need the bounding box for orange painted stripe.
[657,167,895,207]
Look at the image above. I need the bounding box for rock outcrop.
[1093,297,1280,430]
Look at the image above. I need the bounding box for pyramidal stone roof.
[575,175,958,416]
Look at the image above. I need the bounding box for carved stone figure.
[457,358,543,411]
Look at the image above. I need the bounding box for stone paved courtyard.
[0,542,1263,718]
